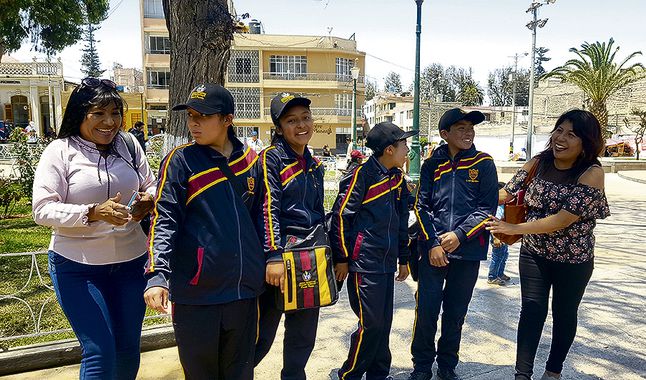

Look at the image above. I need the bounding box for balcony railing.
[262,72,365,84]
[263,107,362,118]
[0,61,63,77]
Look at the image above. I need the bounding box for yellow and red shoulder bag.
[276,224,339,312]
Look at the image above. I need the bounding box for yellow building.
[140,0,365,152]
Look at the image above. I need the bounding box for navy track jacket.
[145,131,265,305]
[414,144,498,261]
[330,156,410,274]
[252,137,326,262]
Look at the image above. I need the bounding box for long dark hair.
[536,109,604,169]
[58,81,126,139]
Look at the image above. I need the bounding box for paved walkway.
[617,170,646,184]
[3,174,645,380]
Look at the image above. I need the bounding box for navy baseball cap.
[171,83,234,115]
[438,108,485,131]
[366,121,418,152]
[270,93,311,126]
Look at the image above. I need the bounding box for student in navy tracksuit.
[253,93,325,380]
[408,109,498,380]
[143,84,265,380]
[331,121,414,380]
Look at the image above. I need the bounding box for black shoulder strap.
[122,132,138,170]
[214,158,248,199]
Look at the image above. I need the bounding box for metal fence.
[0,251,171,346]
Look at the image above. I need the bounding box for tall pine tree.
[80,23,105,78]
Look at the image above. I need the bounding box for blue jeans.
[48,251,147,380]
[488,244,509,280]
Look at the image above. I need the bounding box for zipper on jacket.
[449,165,456,230]
[286,259,293,303]
[230,184,244,299]
[384,175,393,271]
[303,171,312,226]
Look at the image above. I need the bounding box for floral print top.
[504,160,610,263]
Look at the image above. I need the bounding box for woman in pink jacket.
[32,78,156,379]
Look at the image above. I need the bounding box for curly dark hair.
[536,109,604,169]
[57,81,126,139]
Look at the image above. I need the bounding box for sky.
[8,0,646,99]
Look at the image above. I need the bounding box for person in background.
[129,121,147,152]
[248,130,265,152]
[518,147,527,161]
[253,93,326,380]
[144,84,264,380]
[344,149,365,175]
[409,108,498,380]
[322,144,332,157]
[32,78,156,379]
[487,181,511,286]
[487,109,609,380]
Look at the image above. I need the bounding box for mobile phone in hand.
[126,191,139,211]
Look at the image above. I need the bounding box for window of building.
[228,50,259,83]
[407,110,413,119]
[335,94,352,116]
[336,57,353,82]
[147,35,171,54]
[389,103,396,110]
[269,55,307,79]
[143,0,164,18]
[147,70,170,89]
[229,87,260,119]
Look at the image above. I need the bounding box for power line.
[364,53,414,73]
[106,0,126,19]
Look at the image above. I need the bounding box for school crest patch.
[467,168,479,183]
[247,177,255,192]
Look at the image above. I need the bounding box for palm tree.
[545,38,644,137]
[457,81,485,106]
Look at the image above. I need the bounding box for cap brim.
[277,97,311,118]
[463,111,485,125]
[398,130,419,140]
[171,102,223,115]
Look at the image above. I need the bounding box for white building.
[0,56,64,137]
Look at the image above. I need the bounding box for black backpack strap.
[122,132,139,171]
[214,158,248,199]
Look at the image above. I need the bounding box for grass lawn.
[0,200,169,349]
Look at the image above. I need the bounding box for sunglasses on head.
[80,78,117,89]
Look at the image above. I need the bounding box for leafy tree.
[384,71,402,94]
[535,47,551,78]
[487,67,530,106]
[365,79,378,101]
[420,63,455,102]
[457,80,484,106]
[624,109,646,160]
[451,67,484,106]
[80,23,105,78]
[545,38,644,137]
[0,0,109,60]
[163,0,234,138]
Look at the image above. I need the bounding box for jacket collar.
[367,155,402,176]
[433,143,477,162]
[197,128,246,161]
[274,136,318,170]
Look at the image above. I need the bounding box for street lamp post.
[525,0,555,158]
[410,0,424,181]
[351,60,360,147]
[510,52,528,157]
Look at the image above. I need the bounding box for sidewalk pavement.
[3,174,645,380]
[617,170,646,184]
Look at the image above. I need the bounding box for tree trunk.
[164,0,233,140]
[0,43,6,63]
[588,99,610,138]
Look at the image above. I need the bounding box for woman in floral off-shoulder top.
[487,110,609,380]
